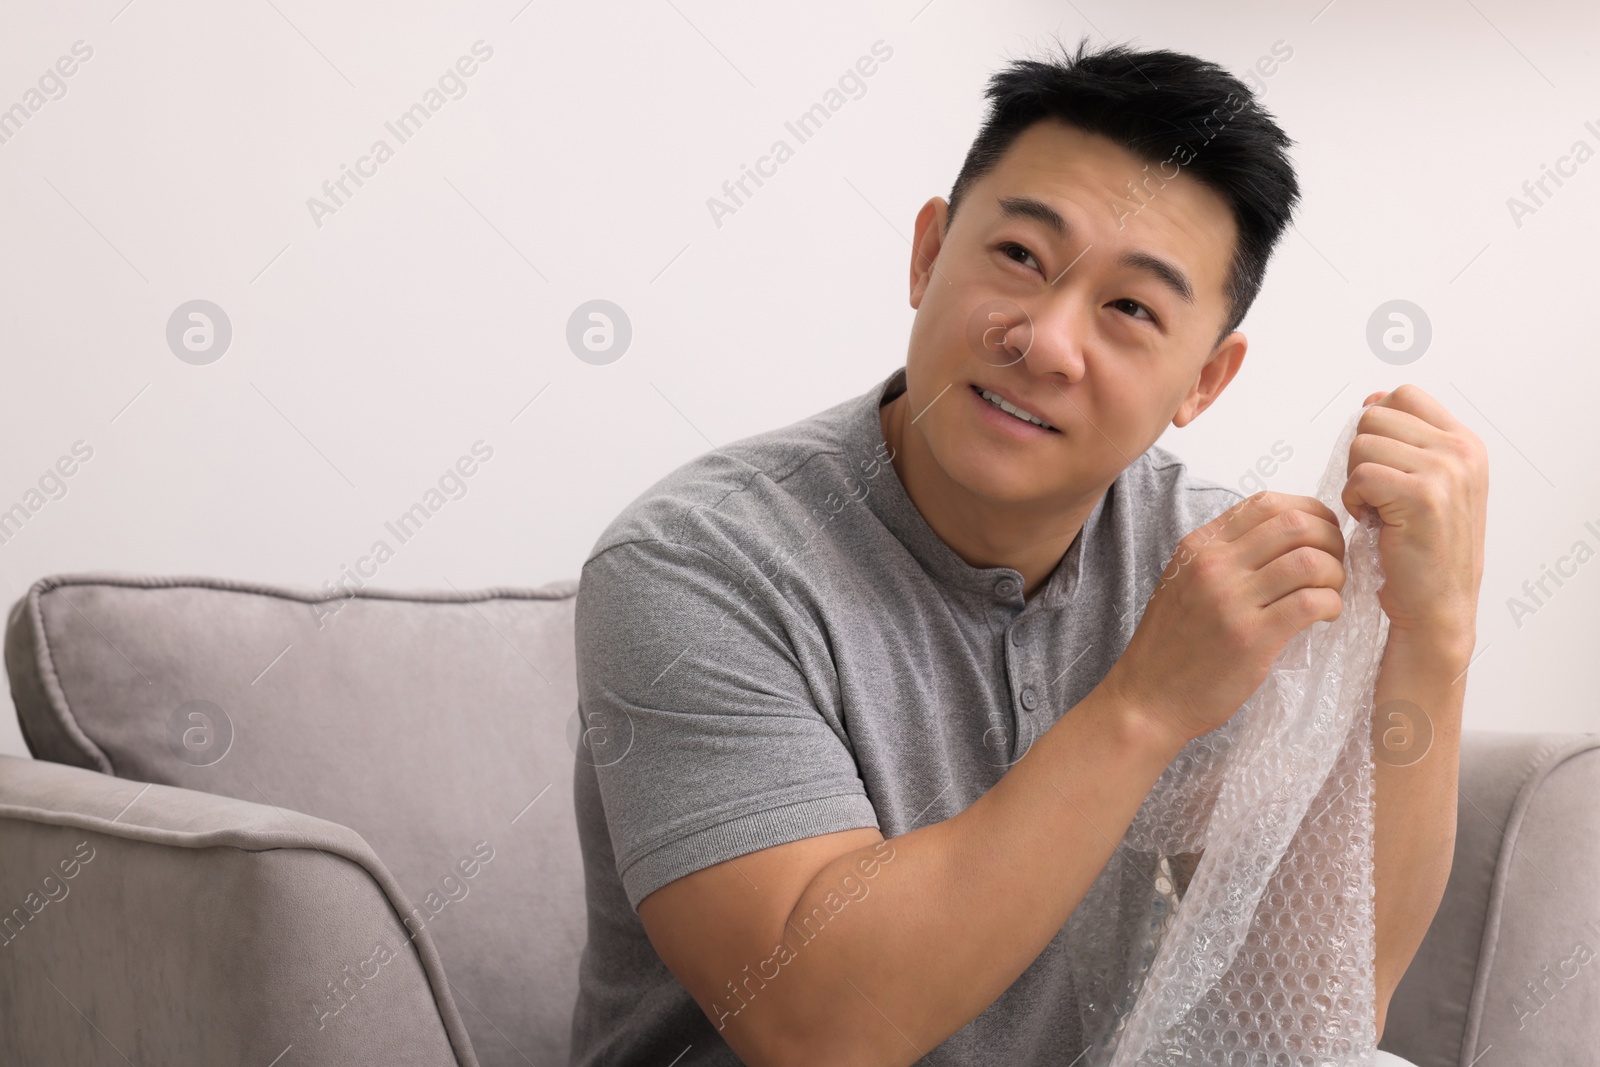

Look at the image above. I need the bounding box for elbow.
[705,1003,832,1067]
[736,1034,832,1067]
[731,1011,909,1067]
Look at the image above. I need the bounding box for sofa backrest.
[5,572,585,1067]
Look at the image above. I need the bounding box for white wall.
[0,0,1595,757]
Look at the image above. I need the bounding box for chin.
[935,440,1066,505]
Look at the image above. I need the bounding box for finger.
[1247,543,1347,606]
[1341,461,1415,518]
[1257,583,1344,642]
[1370,383,1464,435]
[1356,402,1446,451]
[1346,430,1429,479]
[1214,491,1339,546]
[1177,490,1257,556]
[1229,503,1346,572]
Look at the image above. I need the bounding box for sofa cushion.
[1380,731,1600,1067]
[5,572,584,1067]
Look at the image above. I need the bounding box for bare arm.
[640,675,1186,1067]
[1339,384,1488,1038]
[1368,630,1468,1039]
[638,492,1348,1067]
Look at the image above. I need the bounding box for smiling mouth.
[971,385,1059,432]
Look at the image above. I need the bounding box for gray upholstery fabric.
[5,572,584,1067]
[1380,731,1600,1067]
[5,570,1598,1065]
[0,753,471,1065]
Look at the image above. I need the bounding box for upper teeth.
[979,387,1054,430]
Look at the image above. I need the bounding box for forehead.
[964,118,1238,306]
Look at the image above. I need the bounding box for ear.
[1171,330,1247,428]
[909,197,948,310]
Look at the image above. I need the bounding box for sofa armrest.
[0,754,479,1066]
[1381,730,1600,1067]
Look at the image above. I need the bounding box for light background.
[0,0,1595,757]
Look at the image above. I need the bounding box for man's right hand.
[1104,491,1349,750]
[628,492,1350,1065]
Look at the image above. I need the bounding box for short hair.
[947,34,1301,349]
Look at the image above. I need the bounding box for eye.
[999,241,1041,273]
[1111,297,1157,325]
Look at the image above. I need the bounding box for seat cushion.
[5,572,584,1067]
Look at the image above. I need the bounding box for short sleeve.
[575,537,879,910]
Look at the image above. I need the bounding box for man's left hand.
[1341,384,1489,653]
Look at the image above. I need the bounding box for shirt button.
[995,577,1019,597]
[1020,687,1038,711]
[1010,626,1023,646]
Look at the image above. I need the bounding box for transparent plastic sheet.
[1064,406,1390,1067]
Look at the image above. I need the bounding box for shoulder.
[1121,442,1247,542]
[582,390,868,576]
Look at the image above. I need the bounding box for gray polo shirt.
[568,365,1243,1065]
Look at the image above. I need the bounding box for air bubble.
[1058,406,1384,1065]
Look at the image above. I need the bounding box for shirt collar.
[853,365,1109,611]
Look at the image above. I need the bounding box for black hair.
[947,34,1301,348]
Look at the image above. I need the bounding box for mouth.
[969,384,1060,433]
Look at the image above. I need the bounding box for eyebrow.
[996,195,1196,306]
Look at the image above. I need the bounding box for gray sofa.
[0,572,1594,1065]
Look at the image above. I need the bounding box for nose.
[1014,291,1087,386]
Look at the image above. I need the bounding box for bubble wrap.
[1063,406,1390,1067]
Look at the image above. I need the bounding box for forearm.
[743,679,1185,1067]
[1369,627,1470,1037]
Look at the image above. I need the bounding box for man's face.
[901,118,1246,509]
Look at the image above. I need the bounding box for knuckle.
[1286,588,1325,623]
[1308,587,1342,620]
[1286,546,1320,578]
[1278,508,1310,535]
[1220,618,1255,657]
[1190,549,1225,584]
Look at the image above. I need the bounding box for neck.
[879,387,1101,601]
